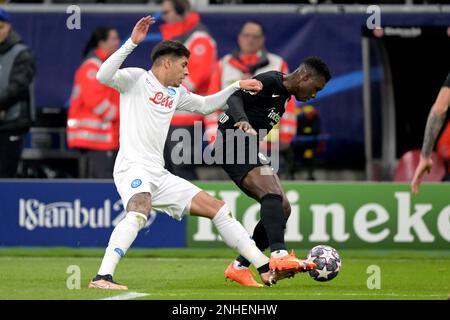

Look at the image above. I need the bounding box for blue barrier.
[0,180,186,247]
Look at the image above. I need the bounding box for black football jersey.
[218,71,291,138]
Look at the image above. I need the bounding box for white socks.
[97,205,269,276]
[213,204,269,269]
[97,211,147,276]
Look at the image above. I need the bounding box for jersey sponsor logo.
[268,108,281,125]
[149,92,174,109]
[167,87,176,96]
[145,77,156,89]
[131,179,142,188]
[218,113,229,124]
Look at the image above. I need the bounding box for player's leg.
[235,173,291,269]
[88,192,151,290]
[147,171,275,287]
[189,190,275,287]
[233,166,315,272]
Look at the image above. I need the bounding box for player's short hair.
[151,40,191,63]
[302,56,331,82]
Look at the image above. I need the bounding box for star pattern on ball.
[315,267,334,280]
[322,248,336,262]
[307,245,341,282]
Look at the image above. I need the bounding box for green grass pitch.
[0,248,448,300]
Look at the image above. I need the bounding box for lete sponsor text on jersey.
[149,91,174,109]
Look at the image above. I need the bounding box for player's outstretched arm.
[203,79,262,113]
[96,16,155,92]
[177,79,262,115]
[411,86,450,194]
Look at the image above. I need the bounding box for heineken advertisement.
[189,182,450,249]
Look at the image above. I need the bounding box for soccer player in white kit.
[87,16,289,290]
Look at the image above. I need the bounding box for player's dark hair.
[303,56,331,82]
[240,20,265,36]
[151,40,191,63]
[83,27,116,58]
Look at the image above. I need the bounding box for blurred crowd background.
[0,0,449,182]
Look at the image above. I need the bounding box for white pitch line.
[99,291,445,300]
[100,292,149,300]
[141,292,445,298]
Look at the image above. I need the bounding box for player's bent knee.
[190,191,225,219]
[208,198,225,218]
[260,192,283,203]
[126,192,152,217]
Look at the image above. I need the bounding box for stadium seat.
[393,149,446,182]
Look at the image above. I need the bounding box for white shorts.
[114,165,202,220]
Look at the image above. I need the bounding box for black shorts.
[213,129,270,189]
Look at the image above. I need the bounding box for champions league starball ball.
[307,245,342,282]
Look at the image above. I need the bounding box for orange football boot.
[269,250,316,272]
[224,262,263,288]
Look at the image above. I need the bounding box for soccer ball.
[307,245,341,282]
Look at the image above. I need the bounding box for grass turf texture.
[0,248,448,300]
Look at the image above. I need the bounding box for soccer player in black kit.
[214,57,331,287]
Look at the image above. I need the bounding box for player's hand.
[239,79,263,93]
[234,121,257,136]
[131,16,156,45]
[411,156,433,194]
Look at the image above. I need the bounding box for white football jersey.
[114,68,204,171]
[96,39,240,173]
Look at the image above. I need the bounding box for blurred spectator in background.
[287,104,322,180]
[160,0,217,180]
[67,27,120,178]
[411,71,450,193]
[205,21,297,172]
[0,8,35,178]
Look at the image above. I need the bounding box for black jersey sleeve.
[443,72,450,88]
[227,93,249,122]
[253,71,279,89]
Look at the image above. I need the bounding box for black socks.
[236,193,287,272]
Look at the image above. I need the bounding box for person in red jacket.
[67,27,120,178]
[160,0,217,179]
[204,21,297,155]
